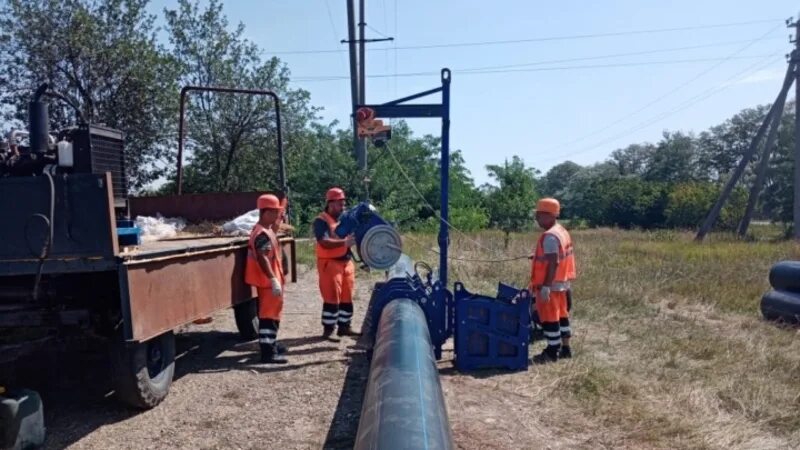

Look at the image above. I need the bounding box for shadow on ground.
[6,328,338,449]
[322,349,369,450]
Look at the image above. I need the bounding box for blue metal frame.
[357,68,451,286]
[360,69,532,371]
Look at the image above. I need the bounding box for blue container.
[117,226,141,246]
[453,282,531,371]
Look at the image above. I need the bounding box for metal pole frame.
[357,68,452,285]
[176,86,285,197]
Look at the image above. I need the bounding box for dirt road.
[28,263,569,449]
[25,264,366,449]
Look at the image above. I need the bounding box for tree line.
[0,0,795,237]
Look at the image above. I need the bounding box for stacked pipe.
[354,298,454,450]
[761,261,800,324]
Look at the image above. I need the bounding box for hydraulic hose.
[31,171,55,300]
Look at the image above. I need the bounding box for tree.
[762,101,795,229]
[539,161,582,199]
[697,104,769,181]
[665,182,746,230]
[595,178,668,229]
[483,156,538,247]
[609,143,655,176]
[163,0,318,193]
[644,131,701,183]
[560,162,620,223]
[0,0,181,189]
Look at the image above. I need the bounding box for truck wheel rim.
[147,341,164,378]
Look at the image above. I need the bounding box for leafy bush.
[665,183,746,230]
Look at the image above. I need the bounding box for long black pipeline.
[354,298,454,450]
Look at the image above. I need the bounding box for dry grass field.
[393,228,800,449]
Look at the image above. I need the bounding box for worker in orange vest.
[245,194,288,364]
[529,198,576,364]
[313,187,358,341]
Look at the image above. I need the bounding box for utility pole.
[697,16,800,241]
[792,15,800,240]
[358,0,368,200]
[346,0,361,182]
[738,62,796,237]
[696,103,775,241]
[358,0,366,119]
[342,0,393,202]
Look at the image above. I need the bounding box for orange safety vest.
[530,223,576,288]
[245,223,284,288]
[315,212,349,260]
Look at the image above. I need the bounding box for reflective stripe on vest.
[245,223,284,288]
[315,212,348,260]
[530,223,576,288]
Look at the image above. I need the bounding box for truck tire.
[234,298,259,341]
[112,331,175,409]
[769,261,800,293]
[761,290,800,324]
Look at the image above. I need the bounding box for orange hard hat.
[326,187,346,202]
[257,194,281,210]
[535,198,561,216]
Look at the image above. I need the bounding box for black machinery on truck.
[0,83,293,426]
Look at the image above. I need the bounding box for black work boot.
[532,348,559,365]
[275,342,288,355]
[322,325,340,342]
[260,344,288,364]
[529,325,544,343]
[559,346,572,359]
[337,325,362,338]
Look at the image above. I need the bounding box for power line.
[544,23,783,151]
[383,142,513,259]
[457,55,774,75]
[393,0,398,100]
[534,53,785,167]
[292,54,775,82]
[366,23,391,39]
[324,0,348,73]
[269,18,782,55]
[459,37,783,73]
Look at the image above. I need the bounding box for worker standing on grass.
[314,187,360,341]
[529,198,576,364]
[245,194,288,364]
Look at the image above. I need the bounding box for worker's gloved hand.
[539,286,551,302]
[344,235,356,248]
[270,277,282,297]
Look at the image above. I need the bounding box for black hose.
[31,172,55,300]
[414,261,433,280]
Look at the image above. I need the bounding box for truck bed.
[120,236,249,264]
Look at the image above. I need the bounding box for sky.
[149,0,799,186]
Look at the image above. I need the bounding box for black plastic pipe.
[354,298,454,450]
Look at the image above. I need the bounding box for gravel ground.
[23,264,367,450]
[21,264,553,450]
